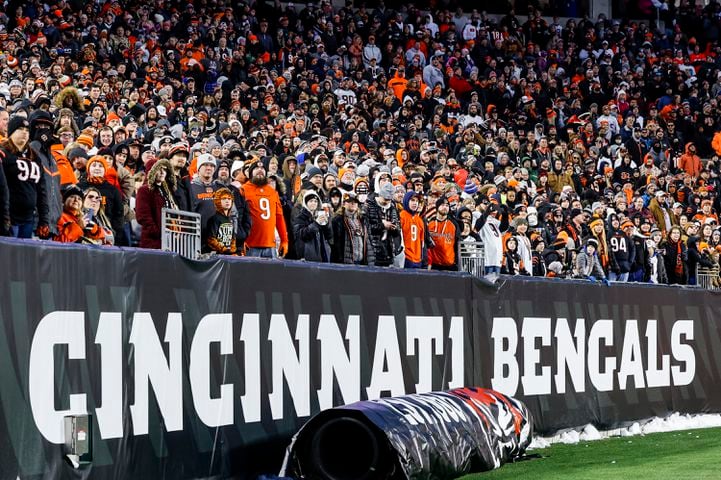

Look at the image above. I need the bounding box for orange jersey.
[427,218,457,267]
[388,75,408,100]
[51,144,78,186]
[400,210,425,264]
[241,181,288,248]
[693,212,719,224]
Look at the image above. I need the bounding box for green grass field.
[461,427,721,480]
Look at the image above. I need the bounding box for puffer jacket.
[365,194,401,267]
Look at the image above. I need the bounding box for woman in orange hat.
[77,155,126,245]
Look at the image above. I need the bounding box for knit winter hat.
[589,218,605,229]
[197,153,216,169]
[306,166,323,179]
[586,238,599,249]
[464,178,478,195]
[76,133,94,148]
[7,115,29,136]
[86,155,109,172]
[230,160,244,177]
[61,184,84,202]
[379,182,395,200]
[354,178,370,194]
[302,189,321,208]
[338,168,354,181]
[67,147,88,161]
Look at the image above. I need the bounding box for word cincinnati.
[491,317,695,397]
[28,311,464,444]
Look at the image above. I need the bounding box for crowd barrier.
[161,208,202,260]
[0,237,719,479]
[459,240,486,277]
[697,266,721,291]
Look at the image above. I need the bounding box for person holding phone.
[292,190,332,262]
[56,185,111,244]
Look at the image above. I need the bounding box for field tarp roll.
[0,238,718,479]
[281,387,533,479]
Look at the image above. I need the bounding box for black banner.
[0,238,718,479]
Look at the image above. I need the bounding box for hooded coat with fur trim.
[54,87,85,110]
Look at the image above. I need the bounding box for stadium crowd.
[1,0,721,286]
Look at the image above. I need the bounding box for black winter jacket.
[365,195,402,267]
[0,145,49,226]
[292,207,332,262]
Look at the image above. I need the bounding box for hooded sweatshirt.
[205,188,236,254]
[400,191,426,265]
[678,142,701,178]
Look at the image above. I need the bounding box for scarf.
[672,240,684,276]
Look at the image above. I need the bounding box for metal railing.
[697,265,721,291]
[459,241,485,277]
[161,208,202,260]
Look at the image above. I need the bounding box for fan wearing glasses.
[80,187,114,245]
[56,185,108,245]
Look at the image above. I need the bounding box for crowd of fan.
[2,0,721,286]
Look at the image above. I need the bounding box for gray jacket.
[576,250,606,280]
[31,141,61,235]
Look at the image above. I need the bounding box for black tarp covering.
[282,387,533,479]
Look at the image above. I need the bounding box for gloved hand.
[36,224,50,239]
[278,241,289,257]
[585,276,595,282]
[603,278,611,287]
[1,221,11,236]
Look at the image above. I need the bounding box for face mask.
[33,126,53,147]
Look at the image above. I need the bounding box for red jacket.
[135,184,166,249]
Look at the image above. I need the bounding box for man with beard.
[126,139,143,175]
[29,110,62,239]
[213,159,232,187]
[241,159,288,258]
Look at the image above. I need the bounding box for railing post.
[161,208,202,260]
[459,241,485,278]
